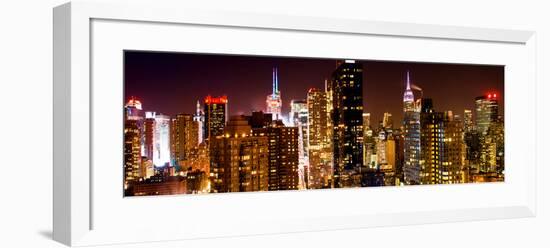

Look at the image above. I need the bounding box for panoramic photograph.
[123,51,505,196]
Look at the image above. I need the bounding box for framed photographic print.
[53,0,537,246]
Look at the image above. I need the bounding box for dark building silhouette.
[247,111,273,129]
[330,60,364,188]
[203,95,228,140]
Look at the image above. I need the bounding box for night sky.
[124,51,504,125]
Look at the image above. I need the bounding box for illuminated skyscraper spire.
[266,67,283,119]
[403,70,421,185]
[272,67,279,95]
[196,100,201,115]
[403,70,415,104]
[406,70,411,90]
[194,100,205,144]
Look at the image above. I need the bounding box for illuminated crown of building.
[272,67,279,97]
[196,100,201,115]
[125,96,142,110]
[266,67,283,120]
[403,71,415,103]
[204,95,228,104]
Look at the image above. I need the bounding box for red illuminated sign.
[204,95,228,104]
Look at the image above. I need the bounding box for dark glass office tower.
[330,60,364,188]
[203,95,228,140]
[403,72,421,185]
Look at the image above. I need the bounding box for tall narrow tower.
[475,94,498,135]
[204,95,228,141]
[193,100,204,144]
[403,71,421,185]
[330,60,364,188]
[266,67,283,120]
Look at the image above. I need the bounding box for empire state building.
[403,71,421,185]
[266,67,283,120]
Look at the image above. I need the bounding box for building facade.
[290,99,309,158]
[330,60,364,187]
[306,88,332,189]
[463,109,474,132]
[145,112,171,167]
[204,95,228,140]
[252,121,299,191]
[171,114,199,170]
[209,116,269,193]
[193,100,205,144]
[443,112,466,184]
[419,99,445,185]
[124,119,142,187]
[475,94,498,135]
[403,72,421,185]
[382,112,393,129]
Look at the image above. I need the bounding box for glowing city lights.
[123,56,504,196]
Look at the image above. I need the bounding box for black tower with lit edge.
[331,60,364,188]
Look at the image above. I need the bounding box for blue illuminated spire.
[272,67,279,95]
[406,70,411,90]
[275,67,278,93]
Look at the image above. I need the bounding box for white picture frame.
[53,0,537,246]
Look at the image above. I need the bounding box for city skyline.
[124,51,504,124]
[123,51,505,196]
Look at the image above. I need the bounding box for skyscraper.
[209,116,269,193]
[290,99,309,159]
[363,129,376,169]
[475,94,498,135]
[144,117,155,161]
[124,119,142,187]
[252,121,299,191]
[193,100,205,144]
[443,112,465,184]
[171,114,199,169]
[382,112,393,129]
[362,113,373,168]
[290,100,308,126]
[330,60,364,188]
[146,112,171,168]
[363,113,371,130]
[376,130,388,167]
[204,95,228,140]
[419,99,444,185]
[370,129,397,186]
[125,97,145,157]
[392,129,405,184]
[464,127,482,172]
[307,88,332,189]
[482,118,504,175]
[289,99,309,190]
[463,109,474,132]
[125,97,143,121]
[266,67,283,120]
[403,71,421,185]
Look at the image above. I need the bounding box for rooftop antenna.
[272,67,277,95]
[406,70,411,90]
